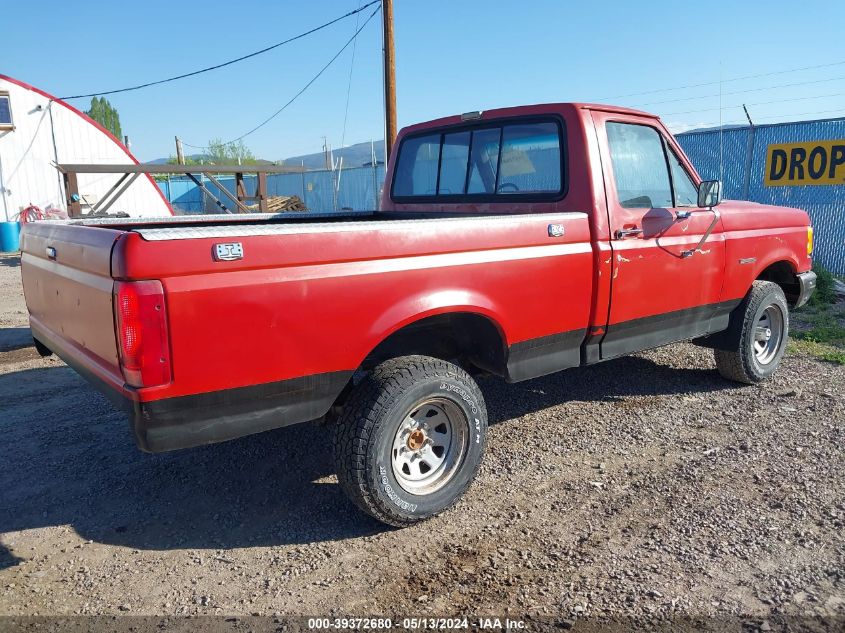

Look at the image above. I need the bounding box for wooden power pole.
[175,136,185,165]
[382,0,397,161]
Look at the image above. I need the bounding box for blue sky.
[2,0,844,162]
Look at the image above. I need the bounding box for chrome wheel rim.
[391,398,469,495]
[753,305,784,365]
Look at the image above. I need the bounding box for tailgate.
[21,222,126,391]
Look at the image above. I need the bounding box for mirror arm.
[681,208,721,258]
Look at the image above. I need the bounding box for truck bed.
[21,210,595,452]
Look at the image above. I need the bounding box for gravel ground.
[1,251,844,626]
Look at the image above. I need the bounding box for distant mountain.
[145,155,279,166]
[145,154,210,165]
[145,141,385,169]
[280,141,385,170]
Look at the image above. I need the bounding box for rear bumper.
[794,271,817,309]
[32,318,350,452]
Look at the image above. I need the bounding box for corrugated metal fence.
[158,164,386,215]
[676,118,845,274]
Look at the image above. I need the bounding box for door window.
[667,148,698,207]
[606,122,673,209]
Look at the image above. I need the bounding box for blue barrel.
[0,221,21,252]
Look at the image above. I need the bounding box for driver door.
[591,110,727,359]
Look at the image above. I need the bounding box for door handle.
[615,227,643,239]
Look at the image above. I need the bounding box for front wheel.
[333,355,487,527]
[715,280,790,384]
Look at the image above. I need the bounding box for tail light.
[114,280,172,388]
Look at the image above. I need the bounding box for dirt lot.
[1,251,844,626]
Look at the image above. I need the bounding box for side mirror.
[683,182,723,258]
[697,180,722,208]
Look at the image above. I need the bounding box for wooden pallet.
[247,195,308,213]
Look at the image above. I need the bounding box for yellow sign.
[764,139,845,186]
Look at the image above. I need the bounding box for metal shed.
[0,74,172,223]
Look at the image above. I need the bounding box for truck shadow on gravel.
[0,254,20,267]
[0,327,34,353]
[481,353,731,425]
[0,353,733,563]
[0,369,387,566]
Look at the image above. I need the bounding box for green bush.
[809,261,837,307]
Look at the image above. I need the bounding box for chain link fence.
[158,164,386,215]
[677,118,845,274]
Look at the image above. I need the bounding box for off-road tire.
[715,281,789,384]
[333,355,487,527]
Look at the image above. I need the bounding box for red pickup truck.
[20,103,817,526]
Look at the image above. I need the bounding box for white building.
[0,74,172,221]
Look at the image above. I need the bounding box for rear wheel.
[333,355,487,527]
[715,281,789,384]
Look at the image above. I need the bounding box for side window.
[606,122,672,209]
[438,132,471,195]
[0,93,13,130]
[667,148,698,207]
[393,133,440,197]
[498,122,561,193]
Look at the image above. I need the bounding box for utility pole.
[382,0,397,161]
[175,136,185,165]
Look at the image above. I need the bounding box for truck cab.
[384,103,815,363]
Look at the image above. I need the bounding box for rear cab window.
[391,118,565,202]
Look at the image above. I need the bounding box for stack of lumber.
[247,195,307,213]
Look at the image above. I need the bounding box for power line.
[596,59,845,102]
[761,107,845,121]
[183,5,380,149]
[58,0,380,100]
[671,107,845,131]
[660,91,845,117]
[636,74,845,107]
[340,0,364,153]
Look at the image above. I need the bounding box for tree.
[85,97,123,140]
[206,138,255,164]
[163,139,257,166]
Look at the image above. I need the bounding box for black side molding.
[505,329,586,382]
[503,300,743,382]
[600,300,740,360]
[134,371,353,453]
